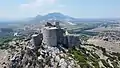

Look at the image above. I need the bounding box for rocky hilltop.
[1,37,120,68]
[0,22,120,68]
[5,40,80,68]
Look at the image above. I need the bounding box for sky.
[0,0,120,20]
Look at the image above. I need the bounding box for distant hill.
[0,12,120,24]
[29,12,120,24]
[30,12,77,23]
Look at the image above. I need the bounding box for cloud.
[18,0,67,17]
[20,0,56,10]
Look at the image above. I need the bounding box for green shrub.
[72,50,86,62]
[111,52,120,60]
[0,36,14,49]
[91,53,100,59]
[69,48,91,67]
[79,63,92,68]
[101,59,112,68]
[92,61,100,68]
[88,56,96,62]
[111,62,119,68]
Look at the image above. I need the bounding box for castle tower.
[32,33,43,47]
[42,27,57,46]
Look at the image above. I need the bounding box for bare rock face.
[4,40,80,68]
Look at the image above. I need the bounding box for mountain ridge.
[1,12,120,24]
[30,12,120,24]
[30,12,77,23]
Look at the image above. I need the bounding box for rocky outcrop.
[5,39,80,68]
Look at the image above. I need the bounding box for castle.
[31,22,80,49]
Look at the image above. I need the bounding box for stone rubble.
[5,40,80,68]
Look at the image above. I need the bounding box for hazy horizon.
[0,0,120,20]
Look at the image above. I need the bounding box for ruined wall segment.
[32,33,43,47]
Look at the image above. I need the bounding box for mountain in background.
[0,12,120,24]
[30,12,77,23]
[29,12,120,24]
